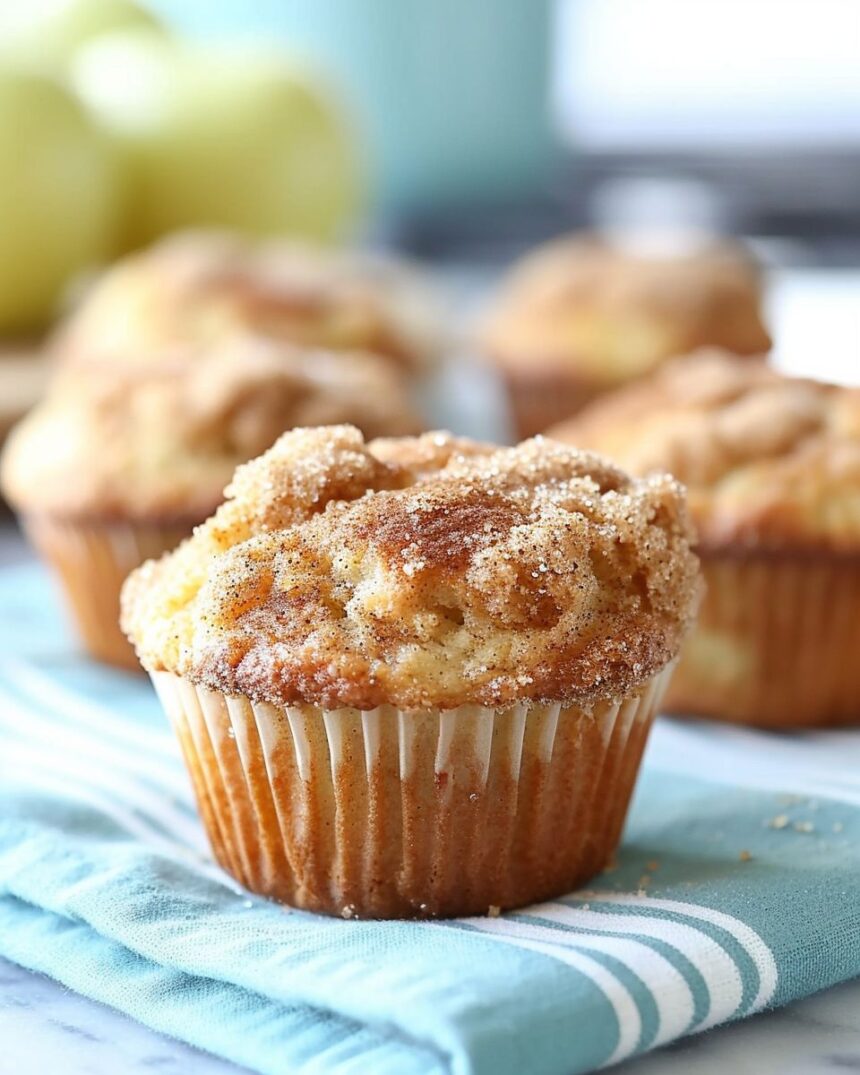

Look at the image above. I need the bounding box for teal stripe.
[518,912,708,1032]
[577,901,761,1016]
[452,920,639,1063]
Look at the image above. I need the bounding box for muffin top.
[549,350,860,552]
[52,231,440,374]
[121,426,700,711]
[479,234,770,382]
[1,341,422,522]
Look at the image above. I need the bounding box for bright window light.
[554,0,860,148]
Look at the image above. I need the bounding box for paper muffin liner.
[500,367,606,440]
[151,665,673,918]
[665,550,860,727]
[22,515,193,671]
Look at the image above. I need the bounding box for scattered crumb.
[739,850,753,862]
[638,874,651,889]
[833,821,844,833]
[793,820,815,834]
[636,888,649,898]
[646,860,660,872]
[580,903,591,912]
[768,814,790,830]
[487,905,501,918]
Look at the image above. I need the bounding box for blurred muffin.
[53,231,441,375]
[480,234,771,438]
[1,339,421,669]
[122,425,699,918]
[550,349,860,727]
[0,348,51,447]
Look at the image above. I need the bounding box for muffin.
[479,234,771,438]
[121,425,700,918]
[1,340,421,669]
[52,231,440,376]
[550,350,860,727]
[0,348,51,446]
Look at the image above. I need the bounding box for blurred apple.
[72,33,362,248]
[0,67,121,332]
[0,0,164,72]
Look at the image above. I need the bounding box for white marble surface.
[3,955,860,1075]
[0,958,249,1075]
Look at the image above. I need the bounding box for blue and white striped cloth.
[1,562,859,1075]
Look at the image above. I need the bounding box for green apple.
[0,66,121,332]
[72,33,362,248]
[0,0,164,73]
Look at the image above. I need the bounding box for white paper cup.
[152,664,673,918]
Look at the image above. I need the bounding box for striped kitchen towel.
[1,561,859,1075]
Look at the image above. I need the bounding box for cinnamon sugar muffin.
[53,231,440,375]
[1,341,421,669]
[550,350,860,727]
[480,234,771,438]
[122,425,700,918]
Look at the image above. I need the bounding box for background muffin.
[1,340,421,669]
[52,230,442,376]
[122,425,699,918]
[480,234,771,438]
[550,349,860,727]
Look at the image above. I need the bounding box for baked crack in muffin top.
[122,426,700,710]
[550,350,860,551]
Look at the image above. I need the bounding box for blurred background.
[0,0,857,431]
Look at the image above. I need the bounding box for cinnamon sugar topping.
[1,341,421,521]
[122,426,700,709]
[550,350,860,550]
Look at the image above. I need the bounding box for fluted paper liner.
[152,665,673,918]
[22,515,191,671]
[666,551,860,727]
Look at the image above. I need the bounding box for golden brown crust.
[0,339,422,521]
[52,231,441,374]
[121,426,700,710]
[549,350,860,551]
[480,234,770,383]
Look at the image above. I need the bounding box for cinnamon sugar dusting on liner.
[122,426,700,710]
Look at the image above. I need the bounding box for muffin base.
[151,667,673,918]
[23,515,193,671]
[500,367,608,440]
[665,550,860,727]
